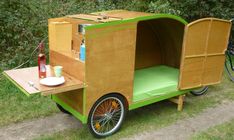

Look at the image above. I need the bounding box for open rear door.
[179,18,231,90]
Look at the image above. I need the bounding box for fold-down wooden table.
[3,65,84,96]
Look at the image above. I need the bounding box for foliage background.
[0,0,233,71]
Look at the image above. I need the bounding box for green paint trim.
[83,57,87,117]
[2,72,32,97]
[85,13,188,31]
[129,90,190,110]
[83,87,87,116]
[51,94,88,124]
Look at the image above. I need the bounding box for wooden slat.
[67,14,122,23]
[4,65,84,96]
[169,94,186,111]
[92,10,152,19]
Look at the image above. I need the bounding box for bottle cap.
[39,42,44,48]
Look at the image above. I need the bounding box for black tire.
[56,103,71,115]
[225,53,234,82]
[88,94,127,138]
[190,86,208,96]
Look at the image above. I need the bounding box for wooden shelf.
[3,65,84,96]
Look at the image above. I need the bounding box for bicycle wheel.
[88,94,126,138]
[190,86,208,96]
[225,53,234,82]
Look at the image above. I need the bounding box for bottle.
[80,39,86,61]
[38,42,46,78]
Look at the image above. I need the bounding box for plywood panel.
[68,14,122,23]
[49,22,72,53]
[207,20,231,54]
[179,57,204,89]
[179,18,231,90]
[50,50,85,81]
[135,20,162,69]
[203,55,225,84]
[48,17,97,52]
[135,18,185,69]
[84,22,137,116]
[56,88,84,114]
[64,18,97,51]
[151,19,185,68]
[4,66,84,95]
[92,10,152,19]
[184,20,209,56]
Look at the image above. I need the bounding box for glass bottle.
[38,42,46,78]
[80,39,86,61]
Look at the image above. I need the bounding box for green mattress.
[133,65,180,102]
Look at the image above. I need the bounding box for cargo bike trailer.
[3,10,232,137]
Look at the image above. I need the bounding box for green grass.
[192,119,234,140]
[35,75,234,140]
[0,76,58,126]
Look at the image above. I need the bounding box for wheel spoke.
[111,108,121,114]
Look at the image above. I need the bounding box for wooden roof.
[67,10,153,23]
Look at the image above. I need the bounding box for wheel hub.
[105,113,112,120]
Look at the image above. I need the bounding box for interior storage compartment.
[48,19,87,82]
[133,18,185,102]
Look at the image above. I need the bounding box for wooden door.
[179,18,231,90]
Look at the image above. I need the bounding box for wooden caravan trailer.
[3,10,231,137]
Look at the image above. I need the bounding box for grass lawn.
[34,75,234,140]
[192,119,234,140]
[0,76,58,127]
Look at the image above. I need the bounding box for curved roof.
[85,11,188,30]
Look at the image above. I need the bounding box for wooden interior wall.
[65,18,96,51]
[85,22,137,116]
[50,50,85,81]
[135,19,185,69]
[135,21,162,69]
[55,88,84,114]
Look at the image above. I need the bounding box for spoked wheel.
[190,86,209,96]
[56,103,71,115]
[88,94,126,138]
[225,52,234,82]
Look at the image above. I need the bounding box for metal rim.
[90,97,124,136]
